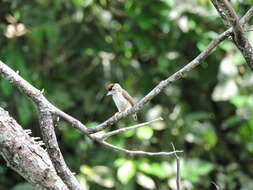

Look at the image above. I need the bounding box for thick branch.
[38,106,82,190]
[0,107,68,190]
[0,61,89,134]
[211,0,231,27]
[212,1,253,71]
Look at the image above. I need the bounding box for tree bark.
[0,107,69,190]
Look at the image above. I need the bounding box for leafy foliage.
[0,0,253,189]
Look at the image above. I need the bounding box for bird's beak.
[106,91,112,96]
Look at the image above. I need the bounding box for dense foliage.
[1,0,253,189]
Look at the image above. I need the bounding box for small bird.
[106,83,137,120]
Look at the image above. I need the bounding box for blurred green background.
[1,0,253,189]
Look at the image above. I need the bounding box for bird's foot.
[114,112,121,119]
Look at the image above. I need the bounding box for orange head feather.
[107,83,115,91]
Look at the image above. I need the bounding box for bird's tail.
[133,113,138,121]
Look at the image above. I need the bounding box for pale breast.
[112,92,132,112]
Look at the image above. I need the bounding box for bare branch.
[0,61,180,159]
[211,0,231,27]
[92,117,182,157]
[1,3,252,189]
[86,7,253,134]
[211,1,253,71]
[94,117,163,140]
[38,106,82,190]
[0,107,69,190]
[172,143,181,190]
[0,7,252,158]
[101,141,183,156]
[0,61,89,134]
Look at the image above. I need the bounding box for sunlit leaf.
[212,80,238,101]
[80,165,115,188]
[138,161,172,179]
[136,126,153,140]
[181,159,214,182]
[230,95,248,108]
[117,160,136,184]
[136,173,156,189]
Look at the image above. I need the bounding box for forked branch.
[211,1,253,71]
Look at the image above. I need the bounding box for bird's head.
[106,83,122,96]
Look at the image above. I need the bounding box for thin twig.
[101,140,182,156]
[171,143,181,190]
[95,117,163,140]
[92,117,183,157]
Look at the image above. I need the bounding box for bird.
[106,83,137,120]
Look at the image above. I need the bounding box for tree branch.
[211,1,253,71]
[0,60,182,162]
[0,107,69,190]
[101,141,182,156]
[0,6,252,160]
[85,7,253,134]
[90,117,183,156]
[38,106,82,190]
[172,143,181,190]
[1,4,252,189]
[93,117,163,140]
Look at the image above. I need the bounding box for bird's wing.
[122,89,136,106]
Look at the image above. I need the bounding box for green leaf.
[12,183,37,190]
[48,88,75,110]
[114,158,127,167]
[0,79,13,97]
[222,116,245,130]
[136,173,156,189]
[16,96,33,125]
[201,126,217,149]
[83,48,95,56]
[72,0,84,6]
[181,159,214,182]
[136,126,153,140]
[138,161,172,179]
[80,165,115,188]
[62,123,82,140]
[117,160,136,184]
[230,95,248,108]
[123,129,135,138]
